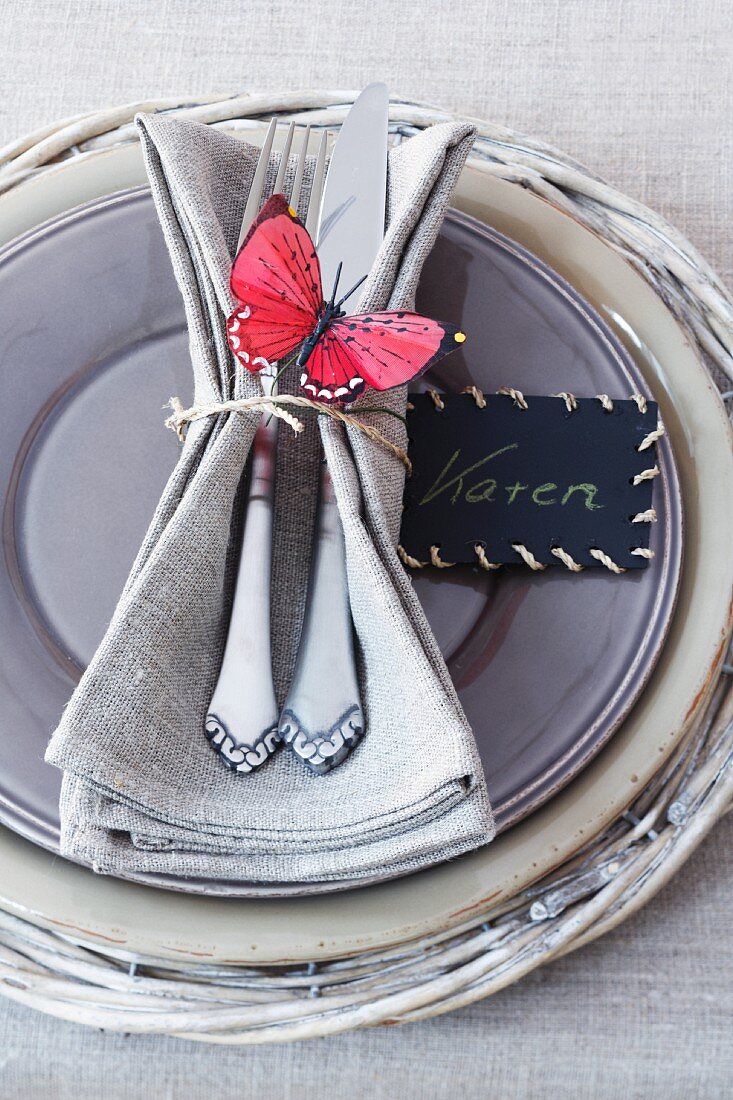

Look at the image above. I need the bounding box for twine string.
[165,393,412,474]
[397,541,635,574]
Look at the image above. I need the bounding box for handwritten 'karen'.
[419,445,604,511]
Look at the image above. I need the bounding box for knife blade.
[278,84,389,775]
[316,82,389,305]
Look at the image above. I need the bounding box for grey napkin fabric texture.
[45,112,495,883]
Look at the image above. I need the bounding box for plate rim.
[0,187,682,869]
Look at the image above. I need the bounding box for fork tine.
[305,130,328,239]
[289,124,310,216]
[273,121,294,195]
[237,116,277,250]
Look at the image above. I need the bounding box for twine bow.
[164,393,412,474]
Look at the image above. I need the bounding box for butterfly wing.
[227,194,323,370]
[298,329,369,403]
[299,311,465,403]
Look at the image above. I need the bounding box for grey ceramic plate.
[0,189,681,894]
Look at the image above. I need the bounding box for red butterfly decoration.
[226,194,465,405]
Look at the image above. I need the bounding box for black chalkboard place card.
[400,391,662,572]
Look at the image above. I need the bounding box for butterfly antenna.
[335,273,368,310]
[328,262,343,308]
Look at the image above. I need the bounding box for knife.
[278,83,389,775]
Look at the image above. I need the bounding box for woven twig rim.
[0,91,731,1042]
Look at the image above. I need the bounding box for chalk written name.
[419,445,603,511]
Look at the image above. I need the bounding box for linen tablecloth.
[1,0,730,1096]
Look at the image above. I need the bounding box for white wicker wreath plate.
[0,94,730,1041]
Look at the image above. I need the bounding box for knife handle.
[279,462,364,775]
[205,414,280,773]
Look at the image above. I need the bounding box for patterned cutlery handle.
[205,411,280,773]
[279,463,365,775]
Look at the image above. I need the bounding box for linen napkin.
[45,111,495,882]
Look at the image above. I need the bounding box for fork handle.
[279,463,365,775]
[204,415,280,773]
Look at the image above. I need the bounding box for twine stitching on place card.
[497,386,529,410]
[401,391,660,575]
[474,543,501,570]
[589,548,626,574]
[415,391,663,444]
[631,508,657,523]
[511,543,547,571]
[551,392,578,412]
[429,545,453,568]
[551,547,584,572]
[632,465,660,485]
[165,394,412,474]
[462,386,487,408]
[397,544,425,569]
[397,541,632,574]
[638,421,665,451]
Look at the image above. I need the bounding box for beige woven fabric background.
[1,0,731,1096]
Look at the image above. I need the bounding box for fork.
[204,120,328,774]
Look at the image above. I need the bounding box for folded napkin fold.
[45,111,495,883]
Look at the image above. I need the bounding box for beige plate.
[0,134,730,964]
